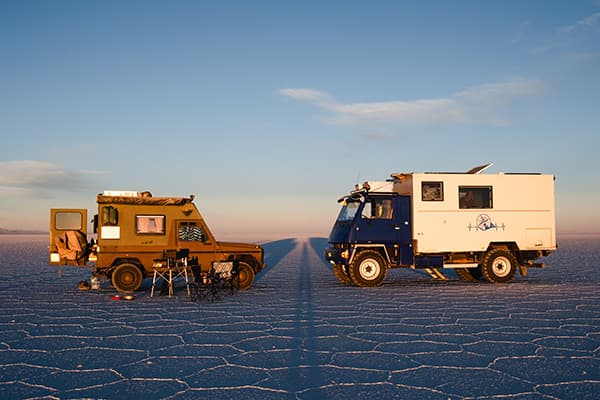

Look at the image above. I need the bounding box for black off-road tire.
[348,250,387,287]
[333,264,352,284]
[233,261,255,290]
[481,248,518,283]
[111,263,144,292]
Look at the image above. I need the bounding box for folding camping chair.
[190,261,237,303]
[150,249,192,297]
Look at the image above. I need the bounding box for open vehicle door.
[49,208,89,266]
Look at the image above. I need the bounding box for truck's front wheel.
[349,250,387,287]
[481,248,517,283]
[234,261,255,290]
[333,264,352,284]
[111,263,143,292]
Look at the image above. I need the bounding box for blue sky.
[1,1,599,239]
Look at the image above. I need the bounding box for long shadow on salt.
[256,238,297,279]
[1,235,599,399]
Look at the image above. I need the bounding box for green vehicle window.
[101,206,118,225]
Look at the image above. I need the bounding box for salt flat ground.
[0,235,599,400]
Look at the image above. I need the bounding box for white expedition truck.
[325,164,557,286]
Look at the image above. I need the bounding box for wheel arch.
[110,258,145,275]
[348,248,388,287]
[228,254,261,273]
[486,242,522,263]
[227,255,256,290]
[349,245,391,267]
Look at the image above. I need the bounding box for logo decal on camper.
[468,214,506,232]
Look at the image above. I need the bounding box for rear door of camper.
[49,208,88,266]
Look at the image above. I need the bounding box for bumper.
[325,247,350,265]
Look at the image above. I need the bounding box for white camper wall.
[410,173,556,254]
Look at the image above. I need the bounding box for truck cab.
[326,188,414,286]
[328,192,413,262]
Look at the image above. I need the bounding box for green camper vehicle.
[49,190,265,292]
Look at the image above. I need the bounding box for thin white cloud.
[279,88,333,106]
[279,77,543,131]
[328,98,466,125]
[529,12,600,54]
[456,78,543,105]
[280,88,464,126]
[0,160,101,196]
[0,186,29,197]
[559,12,600,34]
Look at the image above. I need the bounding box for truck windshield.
[336,201,361,222]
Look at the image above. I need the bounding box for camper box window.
[136,215,165,234]
[178,222,207,242]
[422,182,444,201]
[459,186,493,209]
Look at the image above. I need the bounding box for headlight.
[341,250,349,259]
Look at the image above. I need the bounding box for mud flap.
[519,265,528,276]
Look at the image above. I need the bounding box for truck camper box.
[50,190,265,292]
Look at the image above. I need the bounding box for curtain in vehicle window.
[459,186,493,209]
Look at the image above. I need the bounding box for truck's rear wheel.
[111,263,143,292]
[481,248,517,283]
[333,264,352,284]
[349,250,387,287]
[234,261,255,290]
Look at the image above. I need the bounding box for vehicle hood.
[216,241,263,251]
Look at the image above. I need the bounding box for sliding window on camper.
[459,186,493,209]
